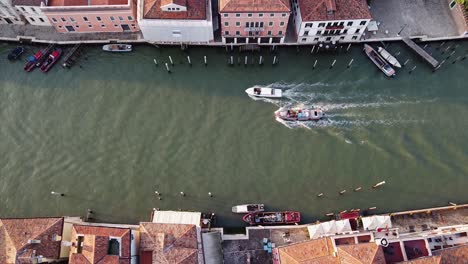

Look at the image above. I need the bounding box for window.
[255,31,259,35]
[245,22,249,27]
[114,24,119,27]
[282,13,286,17]
[236,13,240,17]
[121,24,130,31]
[305,23,312,28]
[65,25,75,32]
[268,21,273,26]
[30,17,35,22]
[450,0,456,9]
[327,22,331,26]
[347,21,353,26]
[326,37,331,41]
[108,238,120,256]
[343,29,348,34]
[172,30,181,36]
[30,7,36,12]
[76,25,79,28]
[58,25,62,28]
[317,30,322,34]
[352,36,357,40]
[77,236,84,253]
[118,16,123,21]
[101,24,106,28]
[255,22,259,27]
[360,20,366,25]
[314,37,319,41]
[339,22,344,26]
[110,16,115,21]
[96,16,102,21]
[61,17,66,22]
[280,21,285,26]
[318,23,325,27]
[88,24,93,28]
[176,8,179,10]
[70,17,75,22]
[39,18,44,22]
[260,22,263,27]
[302,38,306,41]
[259,13,263,17]
[224,13,228,17]
[248,13,252,17]
[355,28,360,33]
[224,31,229,35]
[236,21,240,26]
[20,7,26,11]
[83,16,88,21]
[304,30,309,36]
[340,36,344,40]
[52,17,57,23]
[224,21,229,26]
[235,31,240,35]
[267,30,272,35]
[270,13,274,17]
[278,30,283,35]
[333,22,338,26]
[250,22,254,27]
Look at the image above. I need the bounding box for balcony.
[325,25,344,30]
[244,27,264,32]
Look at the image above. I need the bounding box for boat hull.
[103,44,132,52]
[232,204,265,213]
[364,44,396,77]
[41,48,62,73]
[378,47,402,68]
[275,109,324,121]
[243,211,301,225]
[245,87,282,98]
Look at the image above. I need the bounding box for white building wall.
[139,19,214,43]
[296,19,370,43]
[16,5,51,26]
[0,0,23,24]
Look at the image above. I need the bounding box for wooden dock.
[402,38,439,68]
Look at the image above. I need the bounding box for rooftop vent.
[27,239,41,244]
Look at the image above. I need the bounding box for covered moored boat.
[377,47,402,68]
[243,211,301,225]
[24,51,44,72]
[41,48,62,73]
[364,44,396,77]
[8,46,24,60]
[232,204,265,214]
[245,87,282,98]
[275,109,324,121]
[102,44,132,52]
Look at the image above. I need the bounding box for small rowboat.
[378,47,401,68]
[8,46,24,60]
[245,87,282,98]
[41,48,62,73]
[275,108,324,121]
[103,44,132,52]
[232,204,265,213]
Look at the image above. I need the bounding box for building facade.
[14,0,51,26]
[137,0,213,43]
[41,0,139,33]
[0,0,23,24]
[219,0,290,44]
[292,0,371,43]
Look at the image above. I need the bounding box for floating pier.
[402,38,439,68]
[62,44,82,68]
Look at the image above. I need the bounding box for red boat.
[243,211,301,225]
[41,48,62,73]
[24,51,44,72]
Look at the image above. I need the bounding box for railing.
[244,27,264,32]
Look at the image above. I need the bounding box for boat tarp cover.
[307,220,352,239]
[361,215,392,230]
[152,210,201,227]
[202,231,223,264]
[27,55,36,62]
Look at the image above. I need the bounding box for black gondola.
[8,46,24,60]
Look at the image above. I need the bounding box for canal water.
[0,41,467,226]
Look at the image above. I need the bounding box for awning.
[152,210,201,227]
[307,220,352,239]
[202,231,223,264]
[362,215,392,231]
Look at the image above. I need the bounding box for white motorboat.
[377,47,402,68]
[232,204,265,213]
[102,44,132,52]
[275,108,324,121]
[245,87,282,98]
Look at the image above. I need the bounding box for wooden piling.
[317,193,324,197]
[311,45,315,54]
[187,56,191,66]
[330,59,336,69]
[204,56,207,66]
[409,66,416,74]
[313,59,317,69]
[346,43,351,52]
[153,59,158,66]
[259,56,263,65]
[169,56,173,66]
[339,190,346,195]
[452,56,461,64]
[165,63,171,73]
[354,187,362,192]
[403,59,410,66]
[347,59,353,68]
[244,56,248,66]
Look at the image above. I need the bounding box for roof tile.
[299,0,371,21]
[143,0,206,19]
[220,0,290,12]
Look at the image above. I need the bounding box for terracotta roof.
[299,0,371,21]
[139,222,199,264]
[276,237,338,263]
[337,243,386,263]
[433,244,468,264]
[47,0,127,7]
[160,0,186,7]
[69,225,131,264]
[219,0,290,12]
[401,256,442,264]
[0,217,64,264]
[143,0,206,19]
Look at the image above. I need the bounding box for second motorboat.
[275,108,324,121]
[377,47,401,68]
[245,86,282,98]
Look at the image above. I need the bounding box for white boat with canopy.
[377,47,402,68]
[245,86,282,98]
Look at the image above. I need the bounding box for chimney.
[325,0,336,15]
[27,239,41,244]
[157,233,165,248]
[52,234,62,242]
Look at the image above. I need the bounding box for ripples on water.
[248,81,432,129]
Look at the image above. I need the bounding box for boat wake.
[247,82,430,129]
